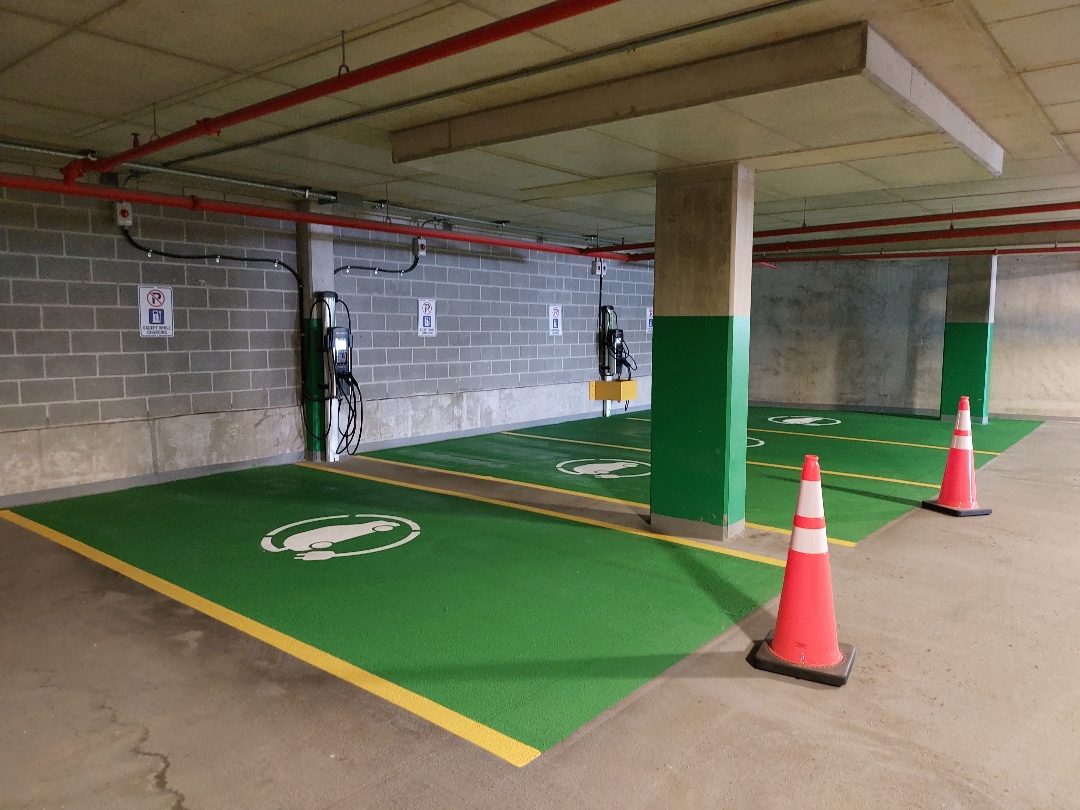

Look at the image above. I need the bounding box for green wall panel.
[940,321,993,421]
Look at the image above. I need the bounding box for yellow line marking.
[364,455,651,509]
[0,509,540,768]
[746,520,857,548]
[369,456,857,549]
[626,417,651,423]
[748,460,938,490]
[747,427,999,456]
[501,431,938,489]
[501,431,648,454]
[296,462,786,569]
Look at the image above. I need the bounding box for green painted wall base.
[651,315,749,528]
[940,321,993,423]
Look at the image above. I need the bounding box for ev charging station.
[304,289,363,462]
[589,259,637,416]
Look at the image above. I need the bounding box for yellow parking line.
[746,520,857,548]
[0,509,541,767]
[367,457,857,549]
[501,431,648,454]
[362,455,651,510]
[747,427,999,456]
[747,460,939,490]
[298,462,787,569]
[501,431,938,489]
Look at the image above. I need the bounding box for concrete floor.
[2,422,1078,809]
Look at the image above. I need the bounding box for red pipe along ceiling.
[597,199,1080,256]
[756,200,1080,238]
[755,246,1080,262]
[0,172,629,261]
[61,0,624,182]
[755,218,1080,252]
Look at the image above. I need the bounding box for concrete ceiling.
[1,0,1079,245]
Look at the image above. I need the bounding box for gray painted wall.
[991,253,1080,417]
[749,260,948,414]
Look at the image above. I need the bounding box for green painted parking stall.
[4,462,784,766]
[369,407,1040,543]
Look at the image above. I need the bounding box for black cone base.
[749,637,856,687]
[921,500,992,517]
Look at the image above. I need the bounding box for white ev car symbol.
[555,459,651,479]
[261,514,421,561]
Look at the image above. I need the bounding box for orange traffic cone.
[751,454,855,686]
[921,395,991,517]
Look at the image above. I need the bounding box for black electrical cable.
[334,374,364,455]
[336,297,353,331]
[333,250,420,275]
[120,225,300,286]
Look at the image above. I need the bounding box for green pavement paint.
[746,405,1036,454]
[373,432,651,504]
[651,315,749,528]
[371,406,1040,542]
[940,322,994,422]
[13,464,782,753]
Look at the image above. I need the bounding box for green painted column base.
[651,315,749,533]
[302,317,326,453]
[940,321,993,424]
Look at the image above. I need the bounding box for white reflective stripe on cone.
[952,434,973,451]
[790,526,829,554]
[794,479,825,519]
[956,407,972,432]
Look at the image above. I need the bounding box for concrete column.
[296,208,337,457]
[650,163,754,541]
[940,255,997,424]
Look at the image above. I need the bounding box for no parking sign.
[548,304,563,336]
[138,285,173,337]
[417,298,437,337]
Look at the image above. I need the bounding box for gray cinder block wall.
[331,228,652,443]
[0,185,654,501]
[1,186,303,500]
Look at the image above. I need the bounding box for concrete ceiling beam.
[391,22,1003,178]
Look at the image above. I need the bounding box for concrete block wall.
[1,185,654,500]
[0,187,305,500]
[332,231,652,400]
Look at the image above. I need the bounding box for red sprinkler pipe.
[61,0,624,182]
[593,198,1080,256]
[584,240,655,255]
[0,172,629,261]
[755,200,1080,239]
[756,218,1080,252]
[754,245,1080,262]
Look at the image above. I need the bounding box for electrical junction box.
[115,202,133,227]
[591,258,607,276]
[412,236,427,256]
[589,379,637,401]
